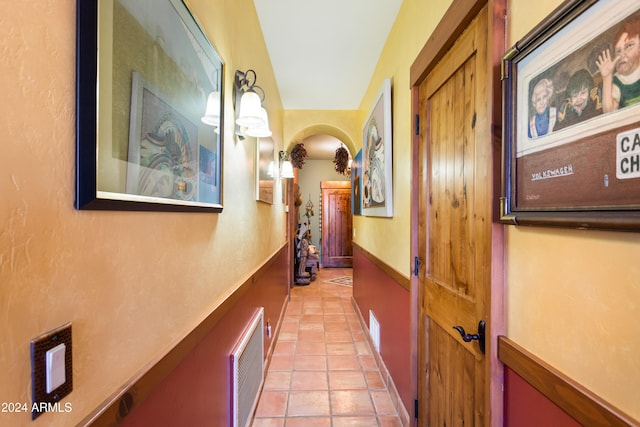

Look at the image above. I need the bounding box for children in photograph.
[528,78,557,138]
[554,68,603,131]
[596,15,640,112]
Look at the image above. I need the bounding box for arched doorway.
[294,134,351,260]
[287,129,355,278]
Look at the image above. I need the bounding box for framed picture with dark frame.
[501,0,640,230]
[362,78,393,217]
[76,0,224,212]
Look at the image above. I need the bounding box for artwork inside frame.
[126,72,214,203]
[256,137,275,204]
[75,0,224,212]
[362,78,393,217]
[501,0,640,230]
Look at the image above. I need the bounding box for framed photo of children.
[502,0,640,230]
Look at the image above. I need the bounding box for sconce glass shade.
[201,91,221,127]
[281,160,294,179]
[236,91,264,127]
[244,107,272,137]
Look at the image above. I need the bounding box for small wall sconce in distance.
[279,151,294,179]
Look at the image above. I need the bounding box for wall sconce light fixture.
[234,69,272,138]
[279,151,294,179]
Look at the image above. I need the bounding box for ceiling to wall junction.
[253,0,402,110]
[253,1,400,160]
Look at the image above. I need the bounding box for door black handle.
[453,320,485,354]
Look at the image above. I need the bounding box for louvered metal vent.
[369,310,380,353]
[230,307,264,427]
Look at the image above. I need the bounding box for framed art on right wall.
[362,78,393,217]
[501,0,640,230]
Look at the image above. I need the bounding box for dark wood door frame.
[409,0,506,425]
[286,170,299,290]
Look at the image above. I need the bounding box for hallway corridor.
[251,268,403,427]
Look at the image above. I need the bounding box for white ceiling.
[254,0,402,159]
[254,0,402,111]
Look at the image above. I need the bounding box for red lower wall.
[119,247,289,426]
[352,245,411,414]
[504,367,581,427]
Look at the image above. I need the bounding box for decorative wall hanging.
[305,197,314,220]
[501,0,640,230]
[289,143,308,169]
[362,78,393,217]
[333,146,350,175]
[76,0,224,212]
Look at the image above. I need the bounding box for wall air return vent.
[230,307,264,427]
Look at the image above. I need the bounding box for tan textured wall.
[3,0,638,424]
[506,0,640,420]
[0,0,285,425]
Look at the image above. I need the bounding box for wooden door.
[321,181,352,268]
[417,6,492,426]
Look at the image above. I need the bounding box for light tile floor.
[252,268,402,427]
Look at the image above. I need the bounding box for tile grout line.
[252,269,403,426]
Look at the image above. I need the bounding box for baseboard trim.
[351,297,411,426]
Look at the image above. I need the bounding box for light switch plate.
[45,343,66,393]
[30,323,72,420]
